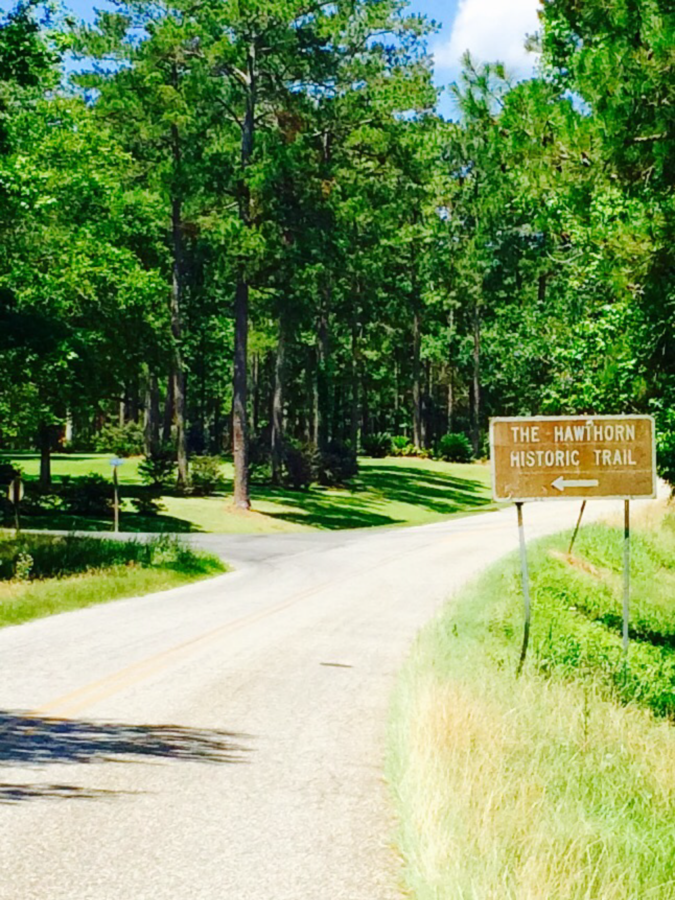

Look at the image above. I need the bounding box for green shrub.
[657,427,675,492]
[94,420,145,457]
[190,456,224,496]
[130,493,165,516]
[362,432,392,458]
[0,457,21,486]
[60,474,113,517]
[436,432,473,462]
[317,440,358,486]
[249,436,272,484]
[14,551,34,582]
[138,449,177,489]
[0,533,214,582]
[391,435,414,456]
[16,483,60,515]
[284,442,317,489]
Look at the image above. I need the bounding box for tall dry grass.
[388,521,675,899]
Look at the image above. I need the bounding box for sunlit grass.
[4,452,496,533]
[0,533,226,627]
[388,510,675,900]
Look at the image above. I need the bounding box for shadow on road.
[0,710,251,803]
[0,783,124,804]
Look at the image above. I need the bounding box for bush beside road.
[0,533,226,628]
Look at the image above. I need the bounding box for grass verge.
[388,510,675,900]
[0,533,226,628]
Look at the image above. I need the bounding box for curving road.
[0,497,655,899]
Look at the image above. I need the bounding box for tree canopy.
[1,0,673,495]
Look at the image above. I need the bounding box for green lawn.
[0,532,226,628]
[3,453,496,533]
[388,509,675,900]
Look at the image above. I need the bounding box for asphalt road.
[0,498,656,899]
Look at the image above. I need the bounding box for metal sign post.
[568,501,587,555]
[623,500,630,657]
[7,477,24,534]
[515,502,531,677]
[110,459,124,533]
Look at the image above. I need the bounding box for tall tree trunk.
[171,190,188,488]
[144,370,160,457]
[422,360,432,449]
[254,354,262,438]
[412,308,422,448]
[472,302,481,456]
[38,424,51,490]
[271,317,286,485]
[311,343,320,447]
[361,374,369,439]
[350,320,359,450]
[447,365,454,434]
[212,397,223,454]
[393,359,400,435]
[162,368,174,445]
[233,278,250,508]
[232,43,256,510]
[316,310,330,451]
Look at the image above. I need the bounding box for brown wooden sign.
[490,415,656,501]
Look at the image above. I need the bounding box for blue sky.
[1,0,541,114]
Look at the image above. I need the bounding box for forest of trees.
[0,0,672,507]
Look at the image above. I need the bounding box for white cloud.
[433,0,540,75]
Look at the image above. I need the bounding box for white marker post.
[110,458,124,533]
[7,477,24,534]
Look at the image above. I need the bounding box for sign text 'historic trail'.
[490,415,656,502]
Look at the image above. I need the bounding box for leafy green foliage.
[138,451,177,490]
[656,416,675,492]
[0,0,673,507]
[316,440,358,487]
[189,456,224,496]
[435,433,473,463]
[94,421,145,457]
[362,433,392,458]
[391,436,413,455]
[283,442,317,490]
[59,474,113,517]
[0,456,20,485]
[0,533,190,581]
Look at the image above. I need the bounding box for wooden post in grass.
[516,502,531,677]
[623,499,630,657]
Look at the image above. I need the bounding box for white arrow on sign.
[552,476,599,492]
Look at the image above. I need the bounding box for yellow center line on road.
[33,582,327,720]
[29,520,512,720]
